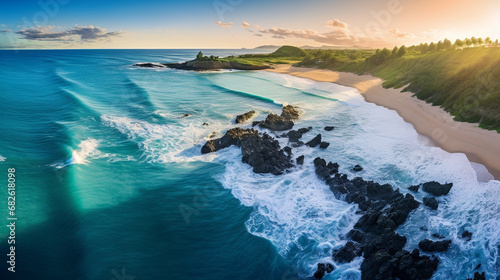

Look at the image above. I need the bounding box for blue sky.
[1,0,500,49]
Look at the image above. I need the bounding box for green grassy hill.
[296,45,500,131]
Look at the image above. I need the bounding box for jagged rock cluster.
[199,106,482,280]
[312,158,459,280]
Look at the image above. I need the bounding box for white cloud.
[242,21,250,28]
[325,19,348,29]
[215,21,233,28]
[389,28,414,39]
[258,19,415,48]
[16,25,122,41]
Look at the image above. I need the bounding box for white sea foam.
[71,138,103,164]
[217,148,362,278]
[101,114,228,163]
[0,155,6,161]
[211,72,500,279]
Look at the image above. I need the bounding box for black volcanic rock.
[418,239,452,252]
[296,155,304,165]
[259,113,294,131]
[422,181,453,196]
[235,110,256,123]
[319,142,330,149]
[287,130,303,142]
[201,128,258,154]
[461,230,473,241]
[201,128,292,175]
[333,241,363,263]
[409,185,420,192]
[313,263,334,279]
[283,146,292,155]
[311,157,438,280]
[324,126,335,131]
[162,60,271,71]
[466,272,486,280]
[306,134,322,147]
[352,165,363,172]
[423,197,438,210]
[133,62,165,68]
[240,133,293,175]
[287,127,312,143]
[281,105,300,120]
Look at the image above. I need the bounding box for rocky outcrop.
[281,105,300,120]
[259,113,294,131]
[201,106,302,175]
[461,230,473,241]
[240,133,293,175]
[422,181,453,196]
[409,185,420,192]
[332,241,363,263]
[319,142,330,149]
[258,105,300,131]
[133,62,165,68]
[418,239,452,252]
[235,110,256,123]
[423,197,438,210]
[466,272,486,280]
[135,59,271,71]
[352,165,363,172]
[312,158,442,280]
[201,127,292,175]
[324,126,335,131]
[313,263,334,279]
[201,128,258,154]
[306,134,322,147]
[296,155,304,165]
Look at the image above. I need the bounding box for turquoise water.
[0,49,498,280]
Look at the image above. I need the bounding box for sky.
[1,0,500,49]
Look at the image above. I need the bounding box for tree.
[428,42,437,52]
[478,37,484,46]
[437,40,444,50]
[495,39,499,47]
[455,39,464,49]
[397,45,407,57]
[420,43,429,54]
[443,38,452,49]
[392,46,399,56]
[485,37,492,46]
[196,51,204,60]
[471,36,478,46]
[465,38,472,47]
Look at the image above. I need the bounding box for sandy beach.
[267,65,500,181]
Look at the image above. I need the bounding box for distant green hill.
[270,46,307,57]
[295,43,500,131]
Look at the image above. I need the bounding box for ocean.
[0,49,498,280]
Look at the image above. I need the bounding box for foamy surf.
[0,155,6,161]
[71,138,101,164]
[208,71,500,279]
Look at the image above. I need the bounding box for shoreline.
[266,65,500,181]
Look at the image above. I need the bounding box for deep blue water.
[0,49,499,280]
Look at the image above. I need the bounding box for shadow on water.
[1,163,298,280]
